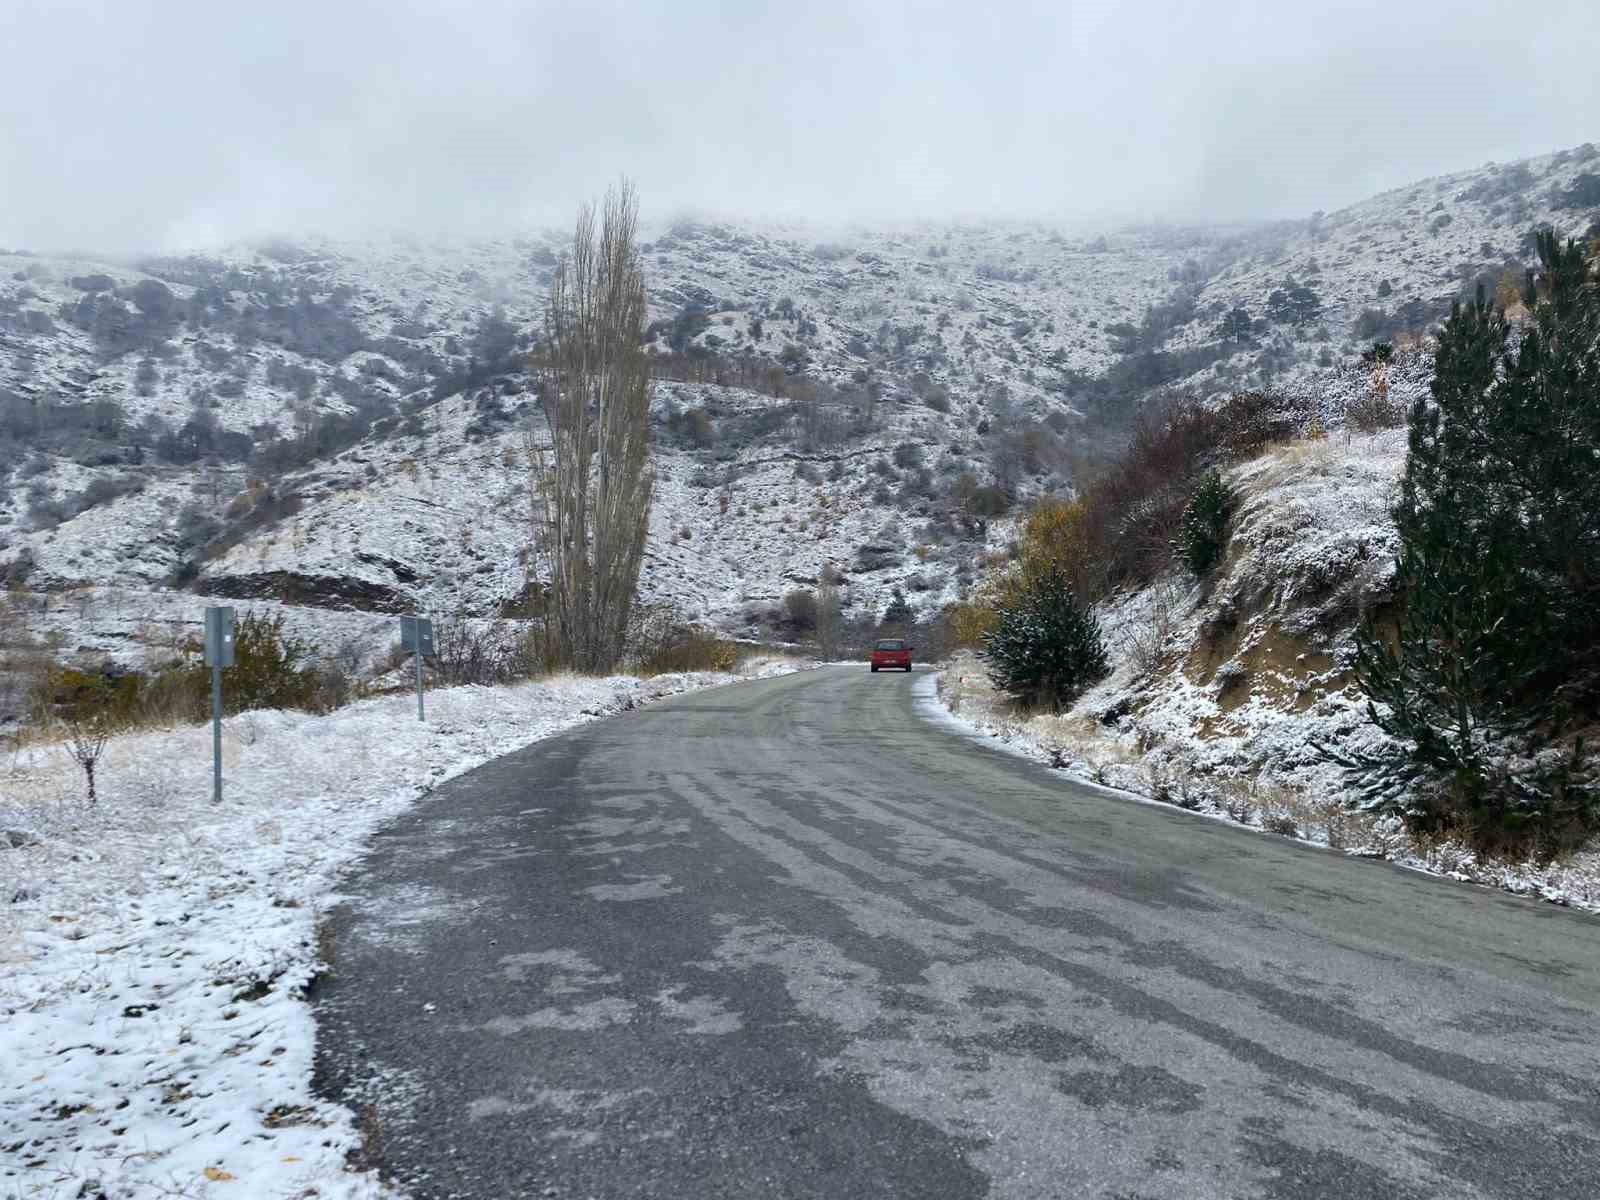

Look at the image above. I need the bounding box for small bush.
[206,613,323,714]
[639,627,742,675]
[73,473,146,515]
[431,616,545,686]
[982,570,1108,711]
[1176,470,1234,576]
[1264,812,1300,838]
[783,589,818,632]
[969,485,1010,517]
[1346,386,1404,432]
[944,600,999,649]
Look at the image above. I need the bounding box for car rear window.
[874,640,905,651]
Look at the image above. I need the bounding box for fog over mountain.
[4,0,1598,251]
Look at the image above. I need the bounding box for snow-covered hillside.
[2,141,1597,659]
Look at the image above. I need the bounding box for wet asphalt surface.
[313,667,1600,1199]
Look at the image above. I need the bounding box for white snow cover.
[0,658,804,1200]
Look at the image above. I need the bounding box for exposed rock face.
[194,572,413,613]
[352,552,421,584]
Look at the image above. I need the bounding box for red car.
[870,638,913,672]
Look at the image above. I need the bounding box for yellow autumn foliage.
[946,496,1103,648]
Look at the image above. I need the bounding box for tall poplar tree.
[531,182,654,673]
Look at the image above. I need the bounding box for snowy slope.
[2,140,1597,649]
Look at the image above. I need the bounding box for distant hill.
[0,140,1595,662]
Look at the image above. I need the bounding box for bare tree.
[1118,576,1186,677]
[530,182,655,673]
[58,677,120,805]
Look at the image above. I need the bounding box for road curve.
[313,666,1600,1200]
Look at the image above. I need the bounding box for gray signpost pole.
[401,614,434,722]
[212,664,222,801]
[203,606,235,804]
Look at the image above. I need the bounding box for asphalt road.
[313,666,1600,1199]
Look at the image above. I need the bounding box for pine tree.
[1177,469,1234,576]
[881,587,913,628]
[981,570,1108,712]
[1218,307,1254,342]
[1329,231,1600,858]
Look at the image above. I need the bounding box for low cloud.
[2,0,1595,250]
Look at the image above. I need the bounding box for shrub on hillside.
[968,485,1010,517]
[892,442,923,469]
[1176,470,1234,576]
[783,589,818,632]
[982,569,1107,712]
[1069,398,1223,587]
[881,587,913,628]
[943,600,999,649]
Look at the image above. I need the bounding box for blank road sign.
[204,606,236,668]
[401,615,435,657]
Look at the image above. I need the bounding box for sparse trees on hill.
[530,181,655,673]
[1556,172,1600,210]
[1265,284,1323,326]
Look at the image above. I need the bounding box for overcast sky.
[3,0,1597,251]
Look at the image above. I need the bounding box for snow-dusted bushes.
[982,570,1107,712]
[428,611,548,685]
[927,662,1600,912]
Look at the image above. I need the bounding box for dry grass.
[1236,433,1344,499]
[1210,775,1379,848]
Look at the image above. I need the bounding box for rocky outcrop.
[194,571,412,614]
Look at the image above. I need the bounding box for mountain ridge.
[1,140,1596,683]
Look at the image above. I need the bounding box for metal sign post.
[400,615,434,722]
[203,606,235,804]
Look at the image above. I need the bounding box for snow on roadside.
[0,657,805,1200]
[916,668,1600,916]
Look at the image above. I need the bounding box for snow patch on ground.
[0,657,804,1200]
